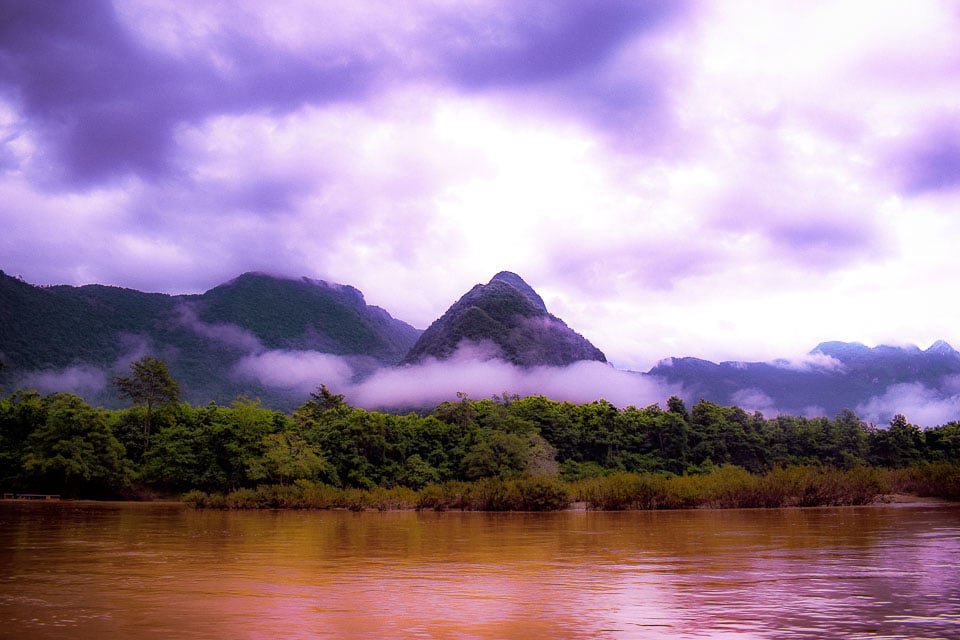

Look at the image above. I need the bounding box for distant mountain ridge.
[649,340,960,420]
[402,271,607,367]
[3,268,959,422]
[0,270,420,407]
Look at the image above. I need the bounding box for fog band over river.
[1,501,958,639]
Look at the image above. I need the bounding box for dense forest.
[1,357,958,508]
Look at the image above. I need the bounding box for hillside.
[6,268,960,422]
[402,271,607,367]
[0,271,420,407]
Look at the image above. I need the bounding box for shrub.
[514,475,570,511]
[886,463,960,500]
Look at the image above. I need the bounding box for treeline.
[2,379,959,503]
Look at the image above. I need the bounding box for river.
[1,501,958,639]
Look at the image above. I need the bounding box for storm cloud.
[3,0,960,377]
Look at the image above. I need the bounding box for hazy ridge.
[3,269,959,425]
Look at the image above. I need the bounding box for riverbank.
[181,463,960,511]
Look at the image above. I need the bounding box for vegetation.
[0,271,420,410]
[113,356,180,452]
[2,360,959,508]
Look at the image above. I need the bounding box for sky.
[3,0,960,374]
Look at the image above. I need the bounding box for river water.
[1,501,958,639]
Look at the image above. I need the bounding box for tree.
[113,356,180,452]
[667,396,690,421]
[309,385,346,412]
[870,414,924,467]
[0,391,48,491]
[21,393,128,496]
[248,431,329,486]
[461,431,531,480]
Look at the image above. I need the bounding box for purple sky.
[3,0,960,371]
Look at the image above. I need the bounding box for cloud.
[0,0,380,186]
[892,124,960,194]
[855,382,960,427]
[17,365,108,396]
[729,388,777,416]
[233,350,354,394]
[771,354,846,373]
[435,0,681,88]
[0,0,686,188]
[175,304,262,353]
[346,348,678,410]
[4,0,960,376]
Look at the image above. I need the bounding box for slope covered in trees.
[402,271,606,366]
[0,271,420,408]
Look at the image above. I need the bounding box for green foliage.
[20,393,130,497]
[0,391,47,490]
[113,356,181,452]
[248,431,329,486]
[199,273,419,360]
[2,384,960,505]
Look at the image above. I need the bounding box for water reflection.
[1,502,958,638]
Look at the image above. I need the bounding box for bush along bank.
[182,463,960,511]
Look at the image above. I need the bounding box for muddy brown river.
[1,501,958,638]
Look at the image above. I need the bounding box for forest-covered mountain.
[4,268,960,422]
[402,271,606,366]
[650,340,960,419]
[0,270,420,407]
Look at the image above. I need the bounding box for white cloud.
[175,305,263,352]
[18,365,108,396]
[729,388,777,416]
[346,348,678,410]
[233,351,354,394]
[855,383,960,427]
[771,354,846,373]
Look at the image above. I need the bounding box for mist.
[856,383,960,427]
[233,351,354,394]
[17,365,108,397]
[225,340,679,411]
[176,304,264,352]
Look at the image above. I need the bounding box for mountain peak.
[489,271,547,312]
[402,272,605,366]
[810,341,870,358]
[926,339,958,356]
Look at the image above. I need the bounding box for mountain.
[197,272,420,362]
[647,340,960,421]
[0,271,420,408]
[7,267,959,421]
[402,271,606,367]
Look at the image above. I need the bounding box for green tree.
[308,385,347,412]
[0,391,48,491]
[833,409,869,468]
[462,431,531,480]
[925,421,960,461]
[649,408,690,473]
[113,356,180,452]
[21,394,128,496]
[870,414,924,467]
[249,431,329,486]
[397,453,440,489]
